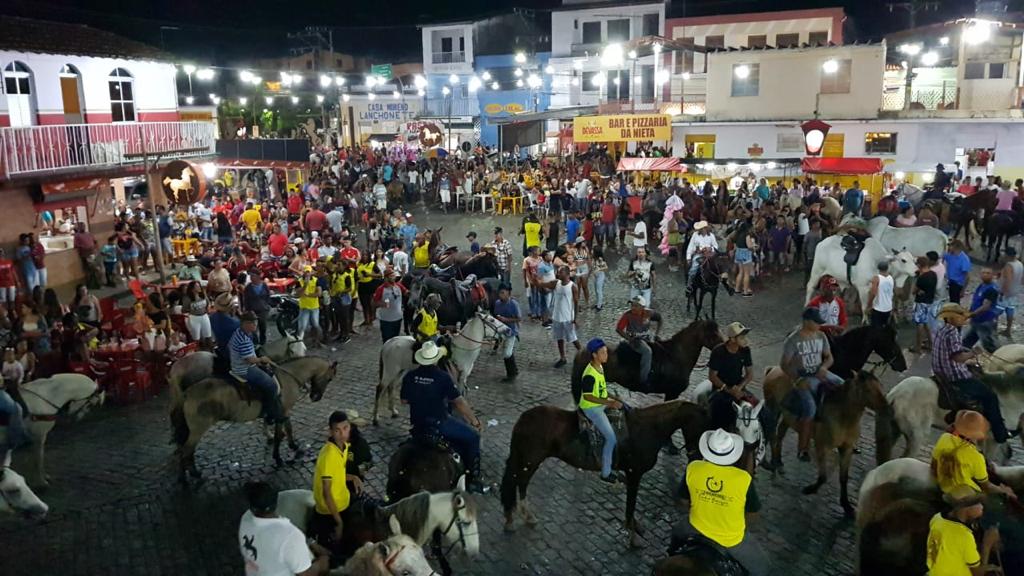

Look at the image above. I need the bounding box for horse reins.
[19,385,102,421]
[439,496,477,558]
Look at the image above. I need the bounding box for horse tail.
[874,402,900,465]
[170,403,189,447]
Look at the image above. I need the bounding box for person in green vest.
[579,338,623,485]
[411,293,443,343]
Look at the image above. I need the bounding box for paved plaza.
[0,207,999,576]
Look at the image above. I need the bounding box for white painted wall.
[705,44,885,121]
[551,3,664,57]
[0,50,178,122]
[421,24,475,75]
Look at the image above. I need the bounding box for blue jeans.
[593,270,606,308]
[786,371,844,420]
[583,406,616,477]
[297,308,320,337]
[0,390,28,449]
[963,321,999,353]
[629,288,652,306]
[438,416,480,469]
[528,287,543,317]
[244,366,283,422]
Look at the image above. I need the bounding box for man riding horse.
[229,312,284,424]
[616,296,662,389]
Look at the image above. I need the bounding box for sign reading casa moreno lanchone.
[572,114,671,143]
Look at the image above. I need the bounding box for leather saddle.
[616,340,668,384]
[931,374,982,413]
[450,274,482,306]
[840,232,867,267]
[404,431,464,467]
[668,534,749,576]
[575,407,630,467]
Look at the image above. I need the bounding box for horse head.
[377,531,435,576]
[853,370,888,412]
[64,378,105,421]
[474,309,510,340]
[868,323,908,373]
[0,453,48,520]
[309,360,338,402]
[733,401,764,445]
[696,318,724,350]
[407,275,426,310]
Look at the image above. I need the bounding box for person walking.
[310,411,359,558]
[372,269,407,344]
[866,261,895,327]
[492,283,521,382]
[1000,246,1023,337]
[912,256,939,353]
[944,240,971,303]
[628,247,656,305]
[492,227,513,286]
[578,338,623,484]
[963,266,1001,353]
[544,265,580,368]
[591,247,608,312]
[243,271,271,346]
[296,266,323,346]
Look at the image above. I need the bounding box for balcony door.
[60,64,84,124]
[3,62,36,127]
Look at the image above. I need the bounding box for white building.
[419,20,479,142]
[547,0,666,110]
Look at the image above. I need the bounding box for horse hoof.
[390,411,399,419]
[524,514,538,527]
[372,418,380,427]
[628,532,646,549]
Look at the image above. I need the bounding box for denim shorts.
[735,248,753,264]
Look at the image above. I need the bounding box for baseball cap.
[802,307,825,324]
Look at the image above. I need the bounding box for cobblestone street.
[0,207,1001,575]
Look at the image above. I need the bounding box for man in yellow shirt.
[672,428,770,576]
[521,211,543,257]
[926,485,999,576]
[412,235,431,270]
[310,410,361,557]
[240,202,262,237]
[931,410,1015,499]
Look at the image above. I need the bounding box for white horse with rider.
[374,309,510,424]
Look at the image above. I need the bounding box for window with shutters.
[776,33,799,48]
[748,35,767,48]
[808,31,829,46]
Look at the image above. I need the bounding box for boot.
[510,354,519,377]
[502,357,517,382]
[466,459,485,494]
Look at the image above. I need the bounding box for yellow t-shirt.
[356,262,376,284]
[298,278,320,310]
[413,243,431,268]
[931,432,988,494]
[578,362,607,410]
[313,441,350,515]
[686,459,752,548]
[524,221,542,249]
[241,209,262,232]
[927,513,980,576]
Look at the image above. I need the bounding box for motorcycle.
[271,293,299,337]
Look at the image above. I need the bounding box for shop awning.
[801,157,884,175]
[616,157,685,172]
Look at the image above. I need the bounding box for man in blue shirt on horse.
[400,341,485,493]
[229,312,283,424]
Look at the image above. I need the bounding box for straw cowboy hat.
[938,303,970,322]
[693,220,709,231]
[414,341,447,366]
[723,322,751,339]
[953,410,989,442]
[698,428,744,466]
[214,293,236,312]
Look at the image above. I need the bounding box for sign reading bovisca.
[572,114,671,143]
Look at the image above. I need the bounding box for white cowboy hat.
[694,220,709,231]
[698,429,744,466]
[414,341,447,366]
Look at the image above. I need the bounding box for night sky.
[2,0,985,64]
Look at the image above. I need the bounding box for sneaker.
[599,473,620,485]
[554,359,567,368]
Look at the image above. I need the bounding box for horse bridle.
[19,386,102,420]
[439,495,476,557]
[452,313,505,347]
[864,349,902,378]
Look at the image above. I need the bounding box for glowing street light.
[681,72,691,80]
[468,76,482,92]
[514,68,523,77]
[413,74,427,89]
[238,97,248,105]
[921,51,940,66]
[239,70,254,83]
[544,64,555,74]
[491,81,500,90]
[939,36,950,46]
[185,95,194,104]
[182,64,197,75]
[627,50,638,59]
[964,20,994,45]
[368,93,376,101]
[516,79,524,88]
[481,71,491,81]
[196,68,215,80]
[290,95,299,104]
[898,43,922,56]
[515,52,527,64]
[392,90,400,99]
[280,72,293,86]
[342,94,351,102]
[573,60,584,70]
[320,74,332,87]
[316,94,324,103]
[442,86,451,96]
[592,72,606,86]
[334,76,344,87]
[656,69,669,85]
[264,96,273,105]
[652,43,663,54]
[571,77,580,86]
[366,75,378,87]
[601,43,624,68]
[734,65,751,79]
[448,73,460,84]
[527,74,542,89]
[417,89,425,96]
[211,96,221,105]
[822,59,839,74]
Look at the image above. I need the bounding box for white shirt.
[575,179,592,200]
[409,170,420,185]
[686,231,719,261]
[194,204,212,225]
[238,510,312,576]
[873,274,894,313]
[392,250,410,275]
[550,281,576,322]
[326,209,344,234]
[632,221,648,248]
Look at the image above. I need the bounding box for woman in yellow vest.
[931,410,1015,499]
[355,252,381,327]
[412,293,442,343]
[296,265,322,343]
[330,261,358,342]
[579,338,623,484]
[412,236,432,269]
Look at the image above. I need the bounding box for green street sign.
[371,64,393,80]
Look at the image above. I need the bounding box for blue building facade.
[474,53,552,148]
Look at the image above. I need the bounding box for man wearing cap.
[1000,246,1023,337]
[465,231,480,255]
[492,283,521,381]
[400,341,484,493]
[616,295,663,388]
[926,485,1001,576]
[372,269,407,344]
[780,308,843,462]
[685,221,719,288]
[807,276,848,336]
[229,311,284,425]
[238,480,330,576]
[492,227,513,285]
[932,303,1012,445]
[578,338,623,484]
[708,322,755,431]
[297,265,323,346]
[177,255,203,282]
[673,428,769,576]
[210,293,241,370]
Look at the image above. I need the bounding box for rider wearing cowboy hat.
[708,322,755,431]
[685,220,718,287]
[672,428,770,576]
[926,485,1000,576]
[400,341,484,493]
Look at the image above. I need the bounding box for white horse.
[690,379,766,464]
[374,310,509,424]
[805,235,917,318]
[777,193,802,212]
[0,451,48,520]
[865,217,948,258]
[0,374,103,488]
[880,373,1024,464]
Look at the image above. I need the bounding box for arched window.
[60,64,85,123]
[108,68,135,122]
[3,61,36,126]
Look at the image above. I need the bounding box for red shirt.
[267,233,288,257]
[582,219,594,241]
[31,242,46,269]
[287,194,302,215]
[0,259,15,287]
[601,203,616,224]
[305,210,327,232]
[339,246,360,262]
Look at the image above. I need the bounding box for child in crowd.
[101,235,119,287]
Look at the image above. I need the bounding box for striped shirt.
[229,327,257,378]
[931,323,971,381]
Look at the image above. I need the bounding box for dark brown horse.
[386,441,462,501]
[686,251,733,319]
[570,319,723,404]
[500,400,708,547]
[764,370,887,517]
[950,189,996,250]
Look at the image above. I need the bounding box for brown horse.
[570,319,723,404]
[500,400,708,547]
[765,370,887,517]
[950,188,996,250]
[386,441,462,501]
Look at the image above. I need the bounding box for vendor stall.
[801,157,887,209]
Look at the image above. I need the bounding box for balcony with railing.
[421,97,479,118]
[0,121,217,179]
[431,51,466,64]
